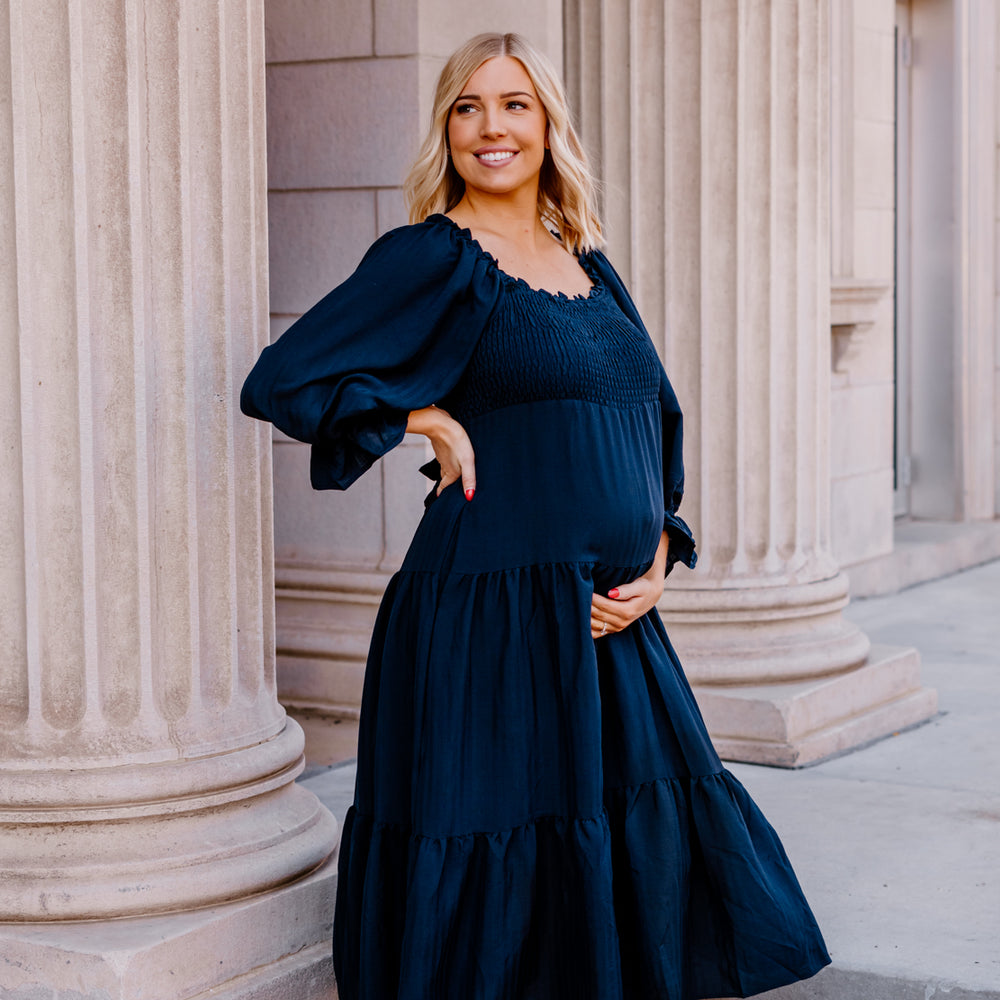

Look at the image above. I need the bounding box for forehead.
[460,56,537,96]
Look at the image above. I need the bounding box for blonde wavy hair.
[404,33,603,253]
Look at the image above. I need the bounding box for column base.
[0,721,338,920]
[694,644,939,767]
[0,854,338,1000]
[662,571,872,684]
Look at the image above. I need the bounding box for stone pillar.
[953,0,996,520]
[0,1,337,996]
[565,0,937,766]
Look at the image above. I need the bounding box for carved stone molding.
[275,562,392,717]
[830,276,892,372]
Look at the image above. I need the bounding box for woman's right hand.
[406,406,477,500]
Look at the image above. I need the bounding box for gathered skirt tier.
[333,554,830,1000]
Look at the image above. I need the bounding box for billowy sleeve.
[240,220,502,490]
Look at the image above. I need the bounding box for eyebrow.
[453,91,534,102]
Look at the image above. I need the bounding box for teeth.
[477,151,515,162]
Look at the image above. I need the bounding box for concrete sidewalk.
[301,559,1000,999]
[751,558,1000,999]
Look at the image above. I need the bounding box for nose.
[480,107,507,139]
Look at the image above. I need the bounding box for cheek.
[448,120,474,155]
[446,113,465,148]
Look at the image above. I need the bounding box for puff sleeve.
[588,250,698,575]
[240,219,502,490]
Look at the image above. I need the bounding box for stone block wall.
[265,0,423,586]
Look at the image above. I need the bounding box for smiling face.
[446,56,548,206]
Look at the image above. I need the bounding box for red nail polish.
[465,488,475,501]
[608,588,620,599]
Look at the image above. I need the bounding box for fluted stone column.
[0,1,337,996]
[565,0,937,765]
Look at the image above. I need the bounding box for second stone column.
[565,0,937,765]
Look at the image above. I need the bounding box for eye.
[454,103,478,115]
[506,100,528,111]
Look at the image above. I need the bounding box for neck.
[453,188,548,245]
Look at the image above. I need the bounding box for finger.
[591,593,638,616]
[606,581,641,600]
[594,614,625,633]
[590,616,612,638]
[590,601,621,627]
[461,453,477,501]
[436,470,459,496]
[591,597,639,631]
[590,606,619,625]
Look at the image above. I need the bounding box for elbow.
[239,380,261,420]
[239,363,272,422]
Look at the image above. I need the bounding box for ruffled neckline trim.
[428,213,603,303]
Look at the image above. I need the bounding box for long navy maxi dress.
[241,214,831,1000]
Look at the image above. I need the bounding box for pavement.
[301,559,1000,999]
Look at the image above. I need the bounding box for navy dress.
[241,214,831,1000]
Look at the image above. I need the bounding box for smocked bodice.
[439,257,664,425]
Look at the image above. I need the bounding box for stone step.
[846,520,1000,598]
[695,643,939,766]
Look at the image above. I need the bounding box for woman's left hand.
[591,530,669,640]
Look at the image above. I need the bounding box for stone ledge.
[845,519,1000,598]
[0,856,338,1000]
[188,942,337,1000]
[695,644,938,767]
[275,568,389,717]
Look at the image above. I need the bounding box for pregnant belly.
[404,399,665,576]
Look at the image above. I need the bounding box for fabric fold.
[336,770,829,1000]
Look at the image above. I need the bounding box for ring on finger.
[600,620,608,636]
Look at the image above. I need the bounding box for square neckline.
[431,213,600,302]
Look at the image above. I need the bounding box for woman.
[242,32,830,1000]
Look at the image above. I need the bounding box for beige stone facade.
[0,0,996,996]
